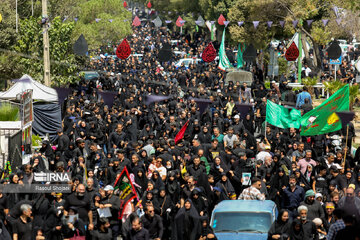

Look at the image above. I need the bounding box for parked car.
[174,51,187,57]
[170,40,181,46]
[175,58,203,68]
[131,54,144,61]
[80,71,100,81]
[210,200,278,240]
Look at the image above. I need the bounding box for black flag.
[158,43,172,62]
[242,44,257,62]
[73,34,88,56]
[327,41,342,59]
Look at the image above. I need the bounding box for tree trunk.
[311,40,322,76]
[301,31,310,60]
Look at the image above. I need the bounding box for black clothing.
[125,228,150,240]
[64,193,91,223]
[268,219,291,240]
[13,217,32,240]
[173,201,200,240]
[90,228,113,240]
[140,214,163,239]
[57,134,70,153]
[302,219,318,240]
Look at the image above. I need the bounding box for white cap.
[313,218,322,227]
[333,163,343,170]
[234,115,240,119]
[315,193,323,199]
[104,185,114,191]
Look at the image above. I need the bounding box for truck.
[210,200,278,240]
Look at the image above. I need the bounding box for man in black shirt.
[101,185,121,239]
[0,190,9,223]
[126,216,150,240]
[64,184,94,230]
[140,205,163,240]
[57,129,70,154]
[13,204,32,240]
[313,165,328,197]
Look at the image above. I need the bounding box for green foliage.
[350,84,359,107]
[311,23,332,45]
[324,80,359,106]
[265,80,270,89]
[72,0,132,49]
[228,0,293,49]
[0,1,17,49]
[32,134,42,147]
[0,103,19,121]
[278,57,289,76]
[302,76,318,95]
[227,0,357,50]
[0,53,23,88]
[323,80,345,94]
[13,17,82,86]
[302,76,318,86]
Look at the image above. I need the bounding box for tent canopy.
[225,69,253,85]
[0,74,58,102]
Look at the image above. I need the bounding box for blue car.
[81,71,100,81]
[210,200,278,240]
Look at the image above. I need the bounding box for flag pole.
[297,19,303,84]
[211,23,214,41]
[264,121,267,140]
[342,124,349,169]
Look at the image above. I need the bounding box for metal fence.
[0,129,22,169]
[8,130,22,171]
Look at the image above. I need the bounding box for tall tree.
[72,0,132,49]
[14,17,82,86]
[228,0,356,71]
[0,0,22,86]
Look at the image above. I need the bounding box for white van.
[175,58,202,68]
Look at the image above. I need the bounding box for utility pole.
[42,0,51,86]
[16,0,18,33]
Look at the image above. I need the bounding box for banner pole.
[264,121,267,140]
[343,124,349,169]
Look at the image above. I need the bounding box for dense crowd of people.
[1,23,360,240]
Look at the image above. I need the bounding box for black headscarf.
[288,219,304,240]
[166,171,181,203]
[190,189,207,216]
[134,168,148,193]
[174,199,200,240]
[268,209,291,239]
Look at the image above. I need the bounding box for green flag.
[300,84,349,136]
[237,43,245,68]
[266,100,301,129]
[211,24,214,41]
[218,29,232,71]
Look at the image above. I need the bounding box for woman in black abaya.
[173,199,200,240]
[288,219,304,240]
[215,173,235,197]
[268,209,291,240]
[156,187,174,240]
[166,171,181,204]
[190,189,207,216]
[268,168,289,210]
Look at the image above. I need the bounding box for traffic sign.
[329,56,342,65]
